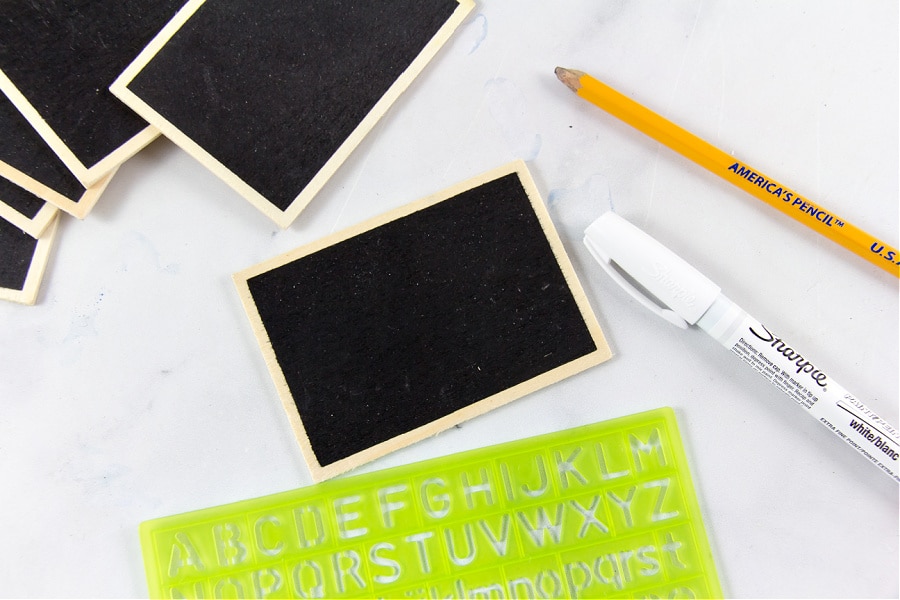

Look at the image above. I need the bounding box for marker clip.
[583,212,721,329]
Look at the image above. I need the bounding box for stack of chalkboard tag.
[0,1,184,304]
[1,0,473,304]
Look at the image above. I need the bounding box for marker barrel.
[698,294,900,483]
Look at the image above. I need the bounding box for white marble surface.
[1,1,897,597]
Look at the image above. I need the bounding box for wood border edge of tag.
[0,196,58,238]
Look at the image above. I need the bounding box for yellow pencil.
[555,67,900,278]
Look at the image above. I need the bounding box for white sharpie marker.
[584,211,899,483]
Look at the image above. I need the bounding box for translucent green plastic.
[140,408,721,598]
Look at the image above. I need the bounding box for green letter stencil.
[140,408,721,598]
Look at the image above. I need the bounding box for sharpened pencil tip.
[555,67,584,92]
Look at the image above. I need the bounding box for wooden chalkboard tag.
[234,161,612,481]
[112,0,475,227]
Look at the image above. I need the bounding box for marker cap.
[583,211,720,328]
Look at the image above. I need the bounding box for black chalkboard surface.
[0,177,44,223]
[0,94,109,230]
[235,162,611,481]
[0,0,183,185]
[112,0,474,227]
[0,212,58,305]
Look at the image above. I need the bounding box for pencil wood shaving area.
[0,1,896,597]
